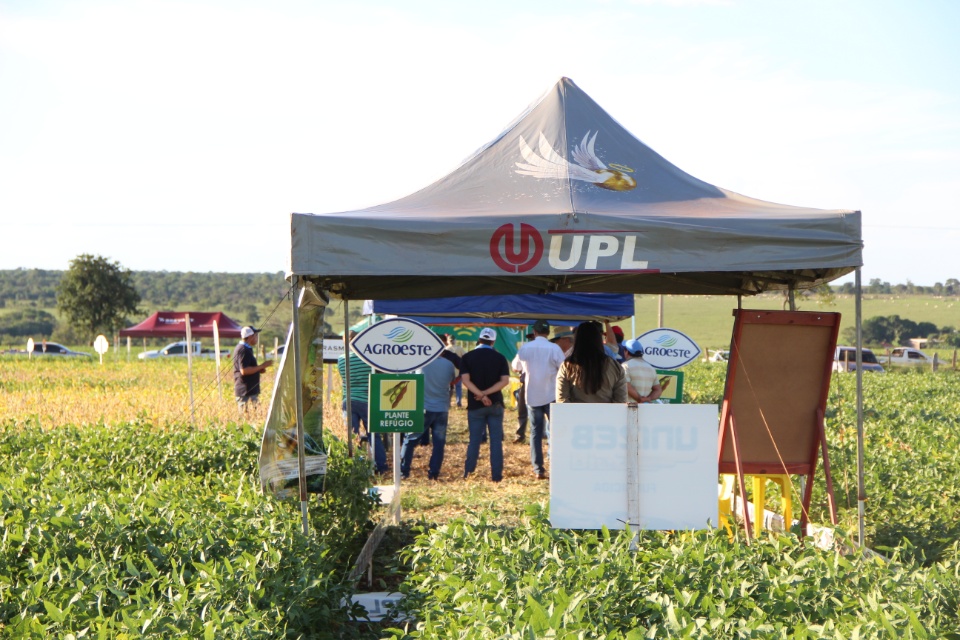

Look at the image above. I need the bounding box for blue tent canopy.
[362,292,633,326]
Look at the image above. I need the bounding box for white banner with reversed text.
[550,403,718,530]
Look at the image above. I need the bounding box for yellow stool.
[750,475,793,536]
[718,474,793,537]
[717,474,736,537]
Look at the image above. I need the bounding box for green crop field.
[2,356,960,637]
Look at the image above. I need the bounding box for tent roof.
[364,292,633,324]
[290,77,861,299]
[119,311,244,338]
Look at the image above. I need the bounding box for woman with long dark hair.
[556,321,627,403]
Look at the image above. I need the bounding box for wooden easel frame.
[718,310,840,539]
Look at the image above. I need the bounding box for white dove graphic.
[515,131,637,191]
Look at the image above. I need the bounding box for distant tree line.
[841,314,959,348]
[0,268,290,310]
[834,278,960,296]
[0,267,297,345]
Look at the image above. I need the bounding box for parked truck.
[833,346,885,372]
[877,347,934,367]
[138,341,231,360]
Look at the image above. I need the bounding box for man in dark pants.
[512,331,534,443]
[233,326,273,414]
[460,328,510,482]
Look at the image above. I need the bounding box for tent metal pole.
[855,268,866,546]
[657,295,664,328]
[344,300,353,458]
[292,277,309,536]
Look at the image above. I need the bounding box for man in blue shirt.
[399,352,457,480]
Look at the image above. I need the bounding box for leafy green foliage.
[688,362,960,566]
[842,314,943,346]
[0,422,378,638]
[385,509,960,638]
[375,364,960,637]
[0,308,56,337]
[56,254,141,343]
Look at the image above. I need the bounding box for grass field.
[630,293,959,350]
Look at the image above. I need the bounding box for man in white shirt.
[512,319,565,480]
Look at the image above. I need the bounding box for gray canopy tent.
[272,77,868,543]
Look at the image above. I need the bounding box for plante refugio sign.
[369,373,425,433]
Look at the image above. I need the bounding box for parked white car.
[833,346,884,372]
[138,341,231,360]
[25,342,91,357]
[877,347,933,367]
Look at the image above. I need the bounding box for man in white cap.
[233,326,273,413]
[460,327,511,482]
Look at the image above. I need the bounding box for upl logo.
[490,224,650,273]
[489,223,543,273]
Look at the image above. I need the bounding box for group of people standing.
[333,320,663,483]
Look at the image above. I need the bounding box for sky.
[2,0,958,285]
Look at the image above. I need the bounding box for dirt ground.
[326,392,551,524]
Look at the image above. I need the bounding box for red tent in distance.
[119,311,244,339]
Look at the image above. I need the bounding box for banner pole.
[292,278,309,536]
[213,320,222,400]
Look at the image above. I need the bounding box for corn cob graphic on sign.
[654,370,685,404]
[369,373,425,433]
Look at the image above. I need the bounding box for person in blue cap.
[621,338,662,403]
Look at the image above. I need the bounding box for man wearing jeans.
[399,353,457,480]
[512,319,565,480]
[460,327,510,482]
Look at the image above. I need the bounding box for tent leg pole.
[292,277,309,536]
[855,268,866,546]
[344,300,353,458]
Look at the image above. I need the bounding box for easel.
[718,310,840,539]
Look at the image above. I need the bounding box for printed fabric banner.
[258,283,329,499]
